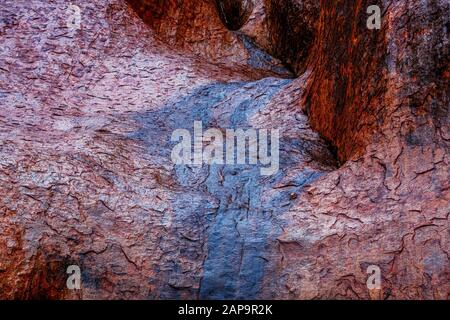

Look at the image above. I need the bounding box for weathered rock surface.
[0,0,448,300]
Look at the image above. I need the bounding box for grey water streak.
[128,77,333,299]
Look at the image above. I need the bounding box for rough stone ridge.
[0,0,448,299]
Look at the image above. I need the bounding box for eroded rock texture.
[0,0,448,300]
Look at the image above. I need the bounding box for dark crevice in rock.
[264,0,320,75]
[215,0,254,31]
[237,33,295,78]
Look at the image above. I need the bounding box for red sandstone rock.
[0,0,448,300]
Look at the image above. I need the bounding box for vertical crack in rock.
[264,0,320,75]
[215,0,254,31]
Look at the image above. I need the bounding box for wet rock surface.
[0,0,448,299]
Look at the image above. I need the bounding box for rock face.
[0,0,448,300]
[215,0,254,31]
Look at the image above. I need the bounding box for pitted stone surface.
[0,0,448,300]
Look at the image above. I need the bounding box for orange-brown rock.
[0,0,448,300]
